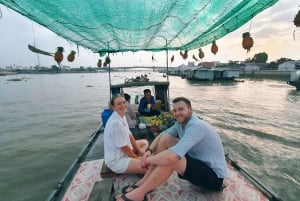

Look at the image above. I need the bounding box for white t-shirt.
[104,111,133,169]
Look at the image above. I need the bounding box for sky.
[0,0,300,68]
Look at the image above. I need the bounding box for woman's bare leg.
[125,158,147,174]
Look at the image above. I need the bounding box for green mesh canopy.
[0,0,278,54]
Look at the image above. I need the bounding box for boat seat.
[100,162,120,178]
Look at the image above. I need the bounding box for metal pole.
[166,38,169,82]
[107,43,112,103]
[165,38,170,110]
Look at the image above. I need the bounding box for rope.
[77,44,79,57]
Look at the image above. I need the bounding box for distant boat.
[97,69,107,73]
[287,70,300,90]
[187,67,240,81]
[0,71,16,76]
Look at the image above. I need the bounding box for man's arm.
[145,134,160,154]
[141,134,178,168]
[140,134,165,168]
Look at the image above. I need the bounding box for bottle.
[147,103,151,112]
[135,95,139,104]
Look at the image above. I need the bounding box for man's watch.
[145,147,153,154]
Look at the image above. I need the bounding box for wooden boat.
[0,1,283,200]
[287,70,300,90]
[287,80,300,90]
[46,71,282,201]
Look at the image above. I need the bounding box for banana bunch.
[150,116,163,126]
[150,114,176,127]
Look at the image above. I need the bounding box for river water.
[0,72,299,201]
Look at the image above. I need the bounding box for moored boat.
[0,71,17,76]
[287,70,300,90]
[187,68,240,81]
[287,80,300,90]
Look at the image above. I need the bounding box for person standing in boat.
[116,97,228,201]
[138,89,160,116]
[124,93,137,129]
[124,93,140,137]
[104,95,148,174]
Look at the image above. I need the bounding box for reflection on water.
[0,72,299,201]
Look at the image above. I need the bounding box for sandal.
[121,183,139,194]
[115,193,146,201]
[115,194,133,201]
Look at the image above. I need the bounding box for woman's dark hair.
[172,97,191,108]
[110,95,124,106]
[124,93,130,101]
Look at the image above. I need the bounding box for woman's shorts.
[106,156,131,173]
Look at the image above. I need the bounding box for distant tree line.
[228,52,296,69]
[14,65,99,73]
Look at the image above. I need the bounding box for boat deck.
[60,133,271,201]
[61,158,270,201]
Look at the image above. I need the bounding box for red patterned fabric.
[63,159,268,201]
[62,160,103,201]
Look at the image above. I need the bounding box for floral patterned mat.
[63,159,268,201]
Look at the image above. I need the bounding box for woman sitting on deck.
[104,95,148,174]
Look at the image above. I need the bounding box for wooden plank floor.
[88,179,113,201]
[85,133,104,161]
